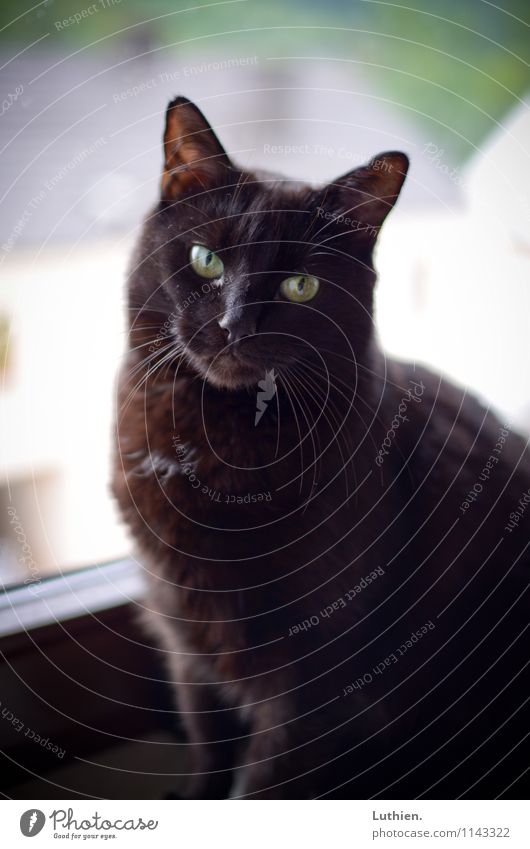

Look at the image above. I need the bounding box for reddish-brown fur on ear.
[333,150,409,231]
[161,96,233,199]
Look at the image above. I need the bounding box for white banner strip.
[2,800,528,848]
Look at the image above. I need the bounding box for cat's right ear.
[322,151,409,236]
[161,96,234,200]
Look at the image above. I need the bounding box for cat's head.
[128,96,408,392]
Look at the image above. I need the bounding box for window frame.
[0,559,175,794]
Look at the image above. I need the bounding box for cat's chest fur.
[113,361,393,673]
[114,360,372,547]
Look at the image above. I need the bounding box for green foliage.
[1,0,528,161]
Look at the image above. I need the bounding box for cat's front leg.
[174,672,242,799]
[152,621,243,799]
[230,699,312,799]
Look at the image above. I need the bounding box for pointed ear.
[161,96,234,199]
[325,151,409,236]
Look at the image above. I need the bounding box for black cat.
[112,96,529,799]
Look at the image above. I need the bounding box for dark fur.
[113,97,529,798]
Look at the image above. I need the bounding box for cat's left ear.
[161,96,234,199]
[325,151,409,233]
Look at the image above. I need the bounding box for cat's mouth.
[185,344,268,390]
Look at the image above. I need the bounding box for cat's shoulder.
[381,356,530,478]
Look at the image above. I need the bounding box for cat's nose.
[218,314,256,344]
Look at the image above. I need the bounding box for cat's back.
[373,356,530,627]
[380,356,530,503]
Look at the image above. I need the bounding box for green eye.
[280,274,320,303]
[189,244,224,279]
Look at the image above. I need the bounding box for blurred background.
[1,0,529,587]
